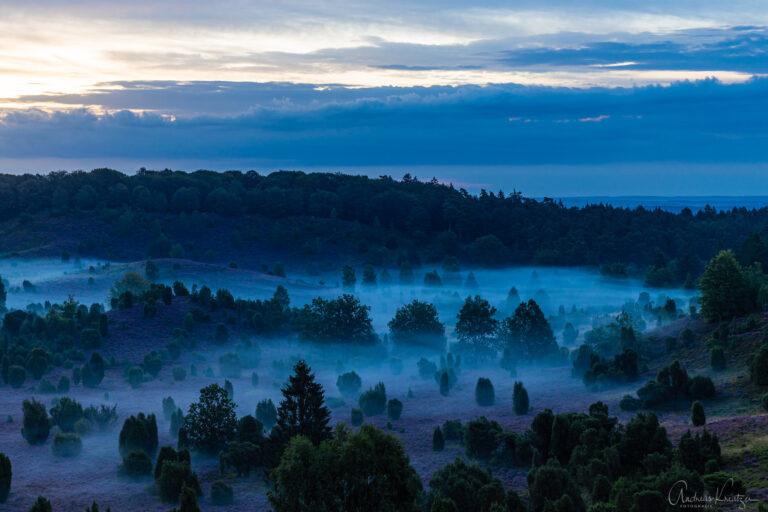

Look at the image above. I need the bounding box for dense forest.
[1,169,767,280]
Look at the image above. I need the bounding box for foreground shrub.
[120,450,153,478]
[359,382,387,416]
[465,417,502,460]
[268,424,422,511]
[211,480,234,505]
[387,398,403,420]
[0,452,10,503]
[158,460,202,502]
[428,457,512,512]
[52,433,82,457]
[22,399,50,445]
[527,458,585,512]
[475,378,495,406]
[513,382,529,414]
[119,413,158,457]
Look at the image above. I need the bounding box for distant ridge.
[554,196,768,213]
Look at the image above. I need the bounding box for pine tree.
[275,360,332,446]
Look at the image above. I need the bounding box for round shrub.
[22,399,50,445]
[52,433,82,457]
[687,376,716,399]
[128,366,144,388]
[154,446,191,481]
[57,375,70,393]
[387,399,403,420]
[336,371,362,396]
[691,401,706,426]
[433,426,445,451]
[464,416,502,460]
[475,378,495,407]
[351,408,363,426]
[8,365,26,388]
[513,381,529,414]
[359,382,386,416]
[37,378,56,394]
[211,480,234,505]
[74,418,91,436]
[0,452,10,503]
[172,366,187,381]
[120,450,153,478]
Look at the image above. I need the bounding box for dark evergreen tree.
[274,360,332,446]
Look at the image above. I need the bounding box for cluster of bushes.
[573,346,639,387]
[620,361,716,410]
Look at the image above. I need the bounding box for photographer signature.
[669,479,758,509]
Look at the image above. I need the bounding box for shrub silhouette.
[351,408,363,426]
[513,381,529,414]
[119,413,158,457]
[359,382,387,416]
[120,450,153,478]
[387,399,403,420]
[475,378,495,406]
[0,452,10,503]
[256,399,277,431]
[22,399,50,445]
[464,417,502,460]
[52,433,82,457]
[433,427,445,451]
[157,460,201,502]
[336,371,362,396]
[50,397,84,433]
[211,480,234,505]
[8,365,25,388]
[691,401,706,426]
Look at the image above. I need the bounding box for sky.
[0,0,766,196]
